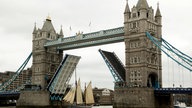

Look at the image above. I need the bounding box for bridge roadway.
[0,91,20,101]
[44,27,124,50]
[154,88,192,96]
[0,88,191,102]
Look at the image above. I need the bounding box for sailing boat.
[63,78,95,108]
[84,81,95,105]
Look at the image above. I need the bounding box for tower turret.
[32,23,37,40]
[155,2,162,25]
[136,0,149,19]
[136,0,149,9]
[42,16,55,32]
[32,23,37,34]
[124,0,131,23]
[59,25,64,38]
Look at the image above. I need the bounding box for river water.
[92,106,112,108]
[1,106,192,108]
[0,106,16,108]
[0,106,112,108]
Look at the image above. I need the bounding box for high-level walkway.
[45,27,124,50]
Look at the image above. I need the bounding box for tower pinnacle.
[42,16,55,32]
[46,14,51,21]
[124,0,130,13]
[32,22,37,34]
[136,0,149,9]
[60,25,64,37]
[155,2,162,17]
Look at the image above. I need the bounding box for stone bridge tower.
[17,16,64,107]
[124,0,162,89]
[114,0,163,107]
[32,16,63,90]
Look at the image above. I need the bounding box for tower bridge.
[0,0,192,108]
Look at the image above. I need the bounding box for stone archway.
[147,73,159,88]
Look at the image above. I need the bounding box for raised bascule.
[0,0,192,108]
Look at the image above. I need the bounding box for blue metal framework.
[14,78,32,91]
[146,32,192,72]
[0,53,32,91]
[99,49,125,82]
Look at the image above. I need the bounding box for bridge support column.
[155,94,173,108]
[16,91,50,108]
[114,88,155,108]
[113,87,172,108]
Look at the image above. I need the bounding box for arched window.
[147,73,158,88]
[138,12,140,17]
[48,33,50,38]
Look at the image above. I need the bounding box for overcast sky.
[0,0,192,89]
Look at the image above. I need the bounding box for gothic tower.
[17,16,64,107]
[32,16,63,90]
[124,0,162,88]
[114,0,163,107]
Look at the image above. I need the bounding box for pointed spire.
[155,2,161,17]
[124,0,130,14]
[60,25,64,36]
[46,14,51,21]
[42,16,55,32]
[33,22,37,34]
[136,0,149,9]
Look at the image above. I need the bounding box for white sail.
[63,80,94,106]
[76,78,83,104]
[63,87,72,101]
[85,81,95,105]
[63,86,76,104]
[68,87,76,104]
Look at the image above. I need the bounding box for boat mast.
[84,82,87,105]
[75,66,77,87]
[74,67,77,104]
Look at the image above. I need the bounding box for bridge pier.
[16,91,50,108]
[113,87,173,108]
[155,94,173,108]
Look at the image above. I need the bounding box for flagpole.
[89,21,91,32]
[70,26,72,36]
